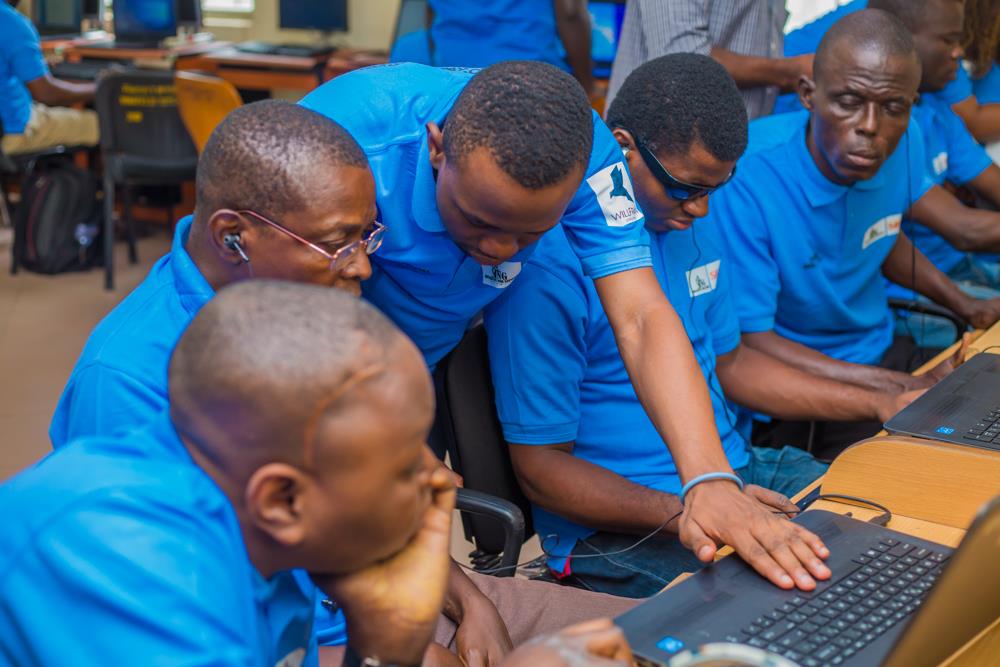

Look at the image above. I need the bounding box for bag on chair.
[13,159,102,274]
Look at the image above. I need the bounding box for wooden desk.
[61,40,229,67]
[189,48,329,93]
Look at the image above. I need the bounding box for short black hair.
[814,9,918,83]
[605,53,747,162]
[443,61,593,190]
[196,100,367,224]
[868,0,962,32]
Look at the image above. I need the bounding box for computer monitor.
[112,0,177,46]
[82,0,103,21]
[34,0,84,36]
[279,0,348,33]
[176,0,202,30]
[589,0,625,79]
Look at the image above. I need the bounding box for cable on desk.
[798,493,893,526]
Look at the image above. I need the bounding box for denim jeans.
[893,255,1000,349]
[562,446,829,599]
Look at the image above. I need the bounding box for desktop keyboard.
[50,60,119,82]
[729,537,948,666]
[235,41,334,58]
[964,407,1000,445]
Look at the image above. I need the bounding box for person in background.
[1,282,637,667]
[605,0,813,119]
[957,0,1000,158]
[707,10,994,452]
[0,0,98,155]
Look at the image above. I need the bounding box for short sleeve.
[484,253,590,445]
[903,120,935,207]
[0,492,262,667]
[50,364,167,449]
[705,179,781,334]
[558,114,652,280]
[942,107,992,185]
[2,14,48,84]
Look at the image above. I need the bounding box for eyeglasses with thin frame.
[620,128,736,201]
[235,209,386,271]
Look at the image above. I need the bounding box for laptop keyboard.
[964,408,1000,444]
[725,537,948,666]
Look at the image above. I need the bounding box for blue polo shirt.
[972,63,1000,104]
[0,2,48,135]
[0,414,318,666]
[484,222,749,573]
[48,216,349,647]
[904,92,993,275]
[707,111,933,365]
[427,0,568,70]
[300,64,651,368]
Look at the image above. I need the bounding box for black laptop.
[884,352,1000,450]
[616,498,1000,667]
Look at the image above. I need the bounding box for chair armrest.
[455,488,525,577]
[889,298,967,344]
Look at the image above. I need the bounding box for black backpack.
[12,159,103,274]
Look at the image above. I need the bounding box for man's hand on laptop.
[679,481,831,591]
[958,296,1000,331]
[916,332,972,388]
[876,388,928,423]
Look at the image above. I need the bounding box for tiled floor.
[0,229,173,481]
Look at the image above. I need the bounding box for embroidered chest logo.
[686,259,721,297]
[932,151,949,176]
[482,261,522,288]
[586,162,642,227]
[861,214,902,250]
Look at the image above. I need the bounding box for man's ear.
[207,210,252,265]
[426,122,446,171]
[798,75,818,111]
[245,463,311,547]
[611,127,638,166]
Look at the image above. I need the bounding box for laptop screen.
[589,0,625,78]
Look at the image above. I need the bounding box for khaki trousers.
[1,103,99,155]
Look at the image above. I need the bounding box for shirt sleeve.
[49,364,167,449]
[0,492,263,667]
[558,114,652,280]
[637,0,711,56]
[942,106,993,185]
[939,65,973,106]
[484,257,590,445]
[705,178,781,335]
[3,14,48,83]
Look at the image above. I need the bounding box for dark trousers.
[752,335,943,460]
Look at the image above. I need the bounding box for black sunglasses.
[624,131,736,201]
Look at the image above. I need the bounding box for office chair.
[96,70,198,290]
[174,71,243,154]
[434,324,534,577]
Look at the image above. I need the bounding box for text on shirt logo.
[482,261,522,289]
[686,259,721,297]
[861,214,902,250]
[932,151,949,176]
[586,162,642,227]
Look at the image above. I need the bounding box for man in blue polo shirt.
[708,10,1000,451]
[1,282,467,667]
[51,100,635,666]
[480,54,912,598]
[300,60,795,573]
[0,0,99,155]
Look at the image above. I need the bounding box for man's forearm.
[511,445,682,535]
[741,331,919,393]
[952,97,1000,144]
[709,47,803,92]
[882,233,976,318]
[717,344,893,422]
[910,183,1000,252]
[554,0,594,95]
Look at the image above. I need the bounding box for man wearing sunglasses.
[49,100,636,667]
[477,54,924,597]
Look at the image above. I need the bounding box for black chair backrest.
[95,70,197,161]
[434,324,534,554]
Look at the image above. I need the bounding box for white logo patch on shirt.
[482,261,522,289]
[686,259,721,297]
[275,648,306,667]
[586,162,642,227]
[861,214,902,250]
[932,151,949,176]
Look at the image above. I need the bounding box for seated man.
[50,100,634,666]
[707,10,999,451]
[485,53,852,598]
[0,282,634,667]
[0,0,98,155]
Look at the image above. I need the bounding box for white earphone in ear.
[621,146,631,158]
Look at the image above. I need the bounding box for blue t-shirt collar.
[790,119,886,209]
[170,216,218,315]
[411,134,447,233]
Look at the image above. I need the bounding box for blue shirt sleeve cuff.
[579,245,653,280]
[738,316,775,334]
[501,421,579,445]
[713,330,741,357]
[954,156,994,186]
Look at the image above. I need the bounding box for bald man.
[707,9,998,454]
[0,282,635,667]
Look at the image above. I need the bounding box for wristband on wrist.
[680,472,744,504]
